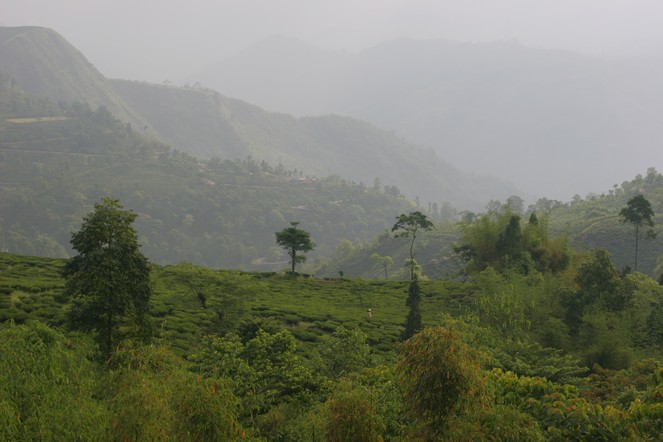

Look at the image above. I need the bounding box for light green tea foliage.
[0,321,108,441]
[106,342,245,441]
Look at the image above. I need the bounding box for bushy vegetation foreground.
[4,238,663,440]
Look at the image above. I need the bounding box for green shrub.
[397,326,484,436]
[323,379,385,442]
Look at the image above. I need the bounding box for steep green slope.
[0,27,146,128]
[107,80,246,160]
[109,79,521,209]
[0,86,417,269]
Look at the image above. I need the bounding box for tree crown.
[620,194,655,227]
[391,211,434,238]
[275,222,315,253]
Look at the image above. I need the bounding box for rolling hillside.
[0,252,470,359]
[319,169,663,279]
[0,26,522,210]
[0,89,419,269]
[194,36,663,200]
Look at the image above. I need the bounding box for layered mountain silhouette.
[193,35,663,199]
[0,26,521,209]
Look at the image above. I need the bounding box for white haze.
[4,1,663,201]
[4,0,663,82]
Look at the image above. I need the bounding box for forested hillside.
[110,78,520,209]
[0,26,522,209]
[0,82,418,269]
[321,170,663,280]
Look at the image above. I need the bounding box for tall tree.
[401,278,423,341]
[496,214,522,262]
[619,194,656,271]
[392,211,434,280]
[62,197,151,358]
[275,221,315,274]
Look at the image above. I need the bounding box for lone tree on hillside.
[370,253,394,280]
[62,197,151,358]
[619,194,656,271]
[275,221,315,274]
[392,211,434,280]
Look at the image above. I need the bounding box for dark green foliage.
[189,328,321,438]
[562,250,635,334]
[456,207,570,275]
[401,278,422,341]
[496,214,522,261]
[275,221,315,273]
[7,251,663,439]
[62,197,152,357]
[620,194,656,271]
[489,337,588,385]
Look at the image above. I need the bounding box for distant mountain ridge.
[0,27,146,127]
[193,36,663,200]
[0,26,522,209]
[109,79,520,208]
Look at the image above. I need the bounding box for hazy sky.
[4,0,663,82]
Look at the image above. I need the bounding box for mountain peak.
[0,25,145,128]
